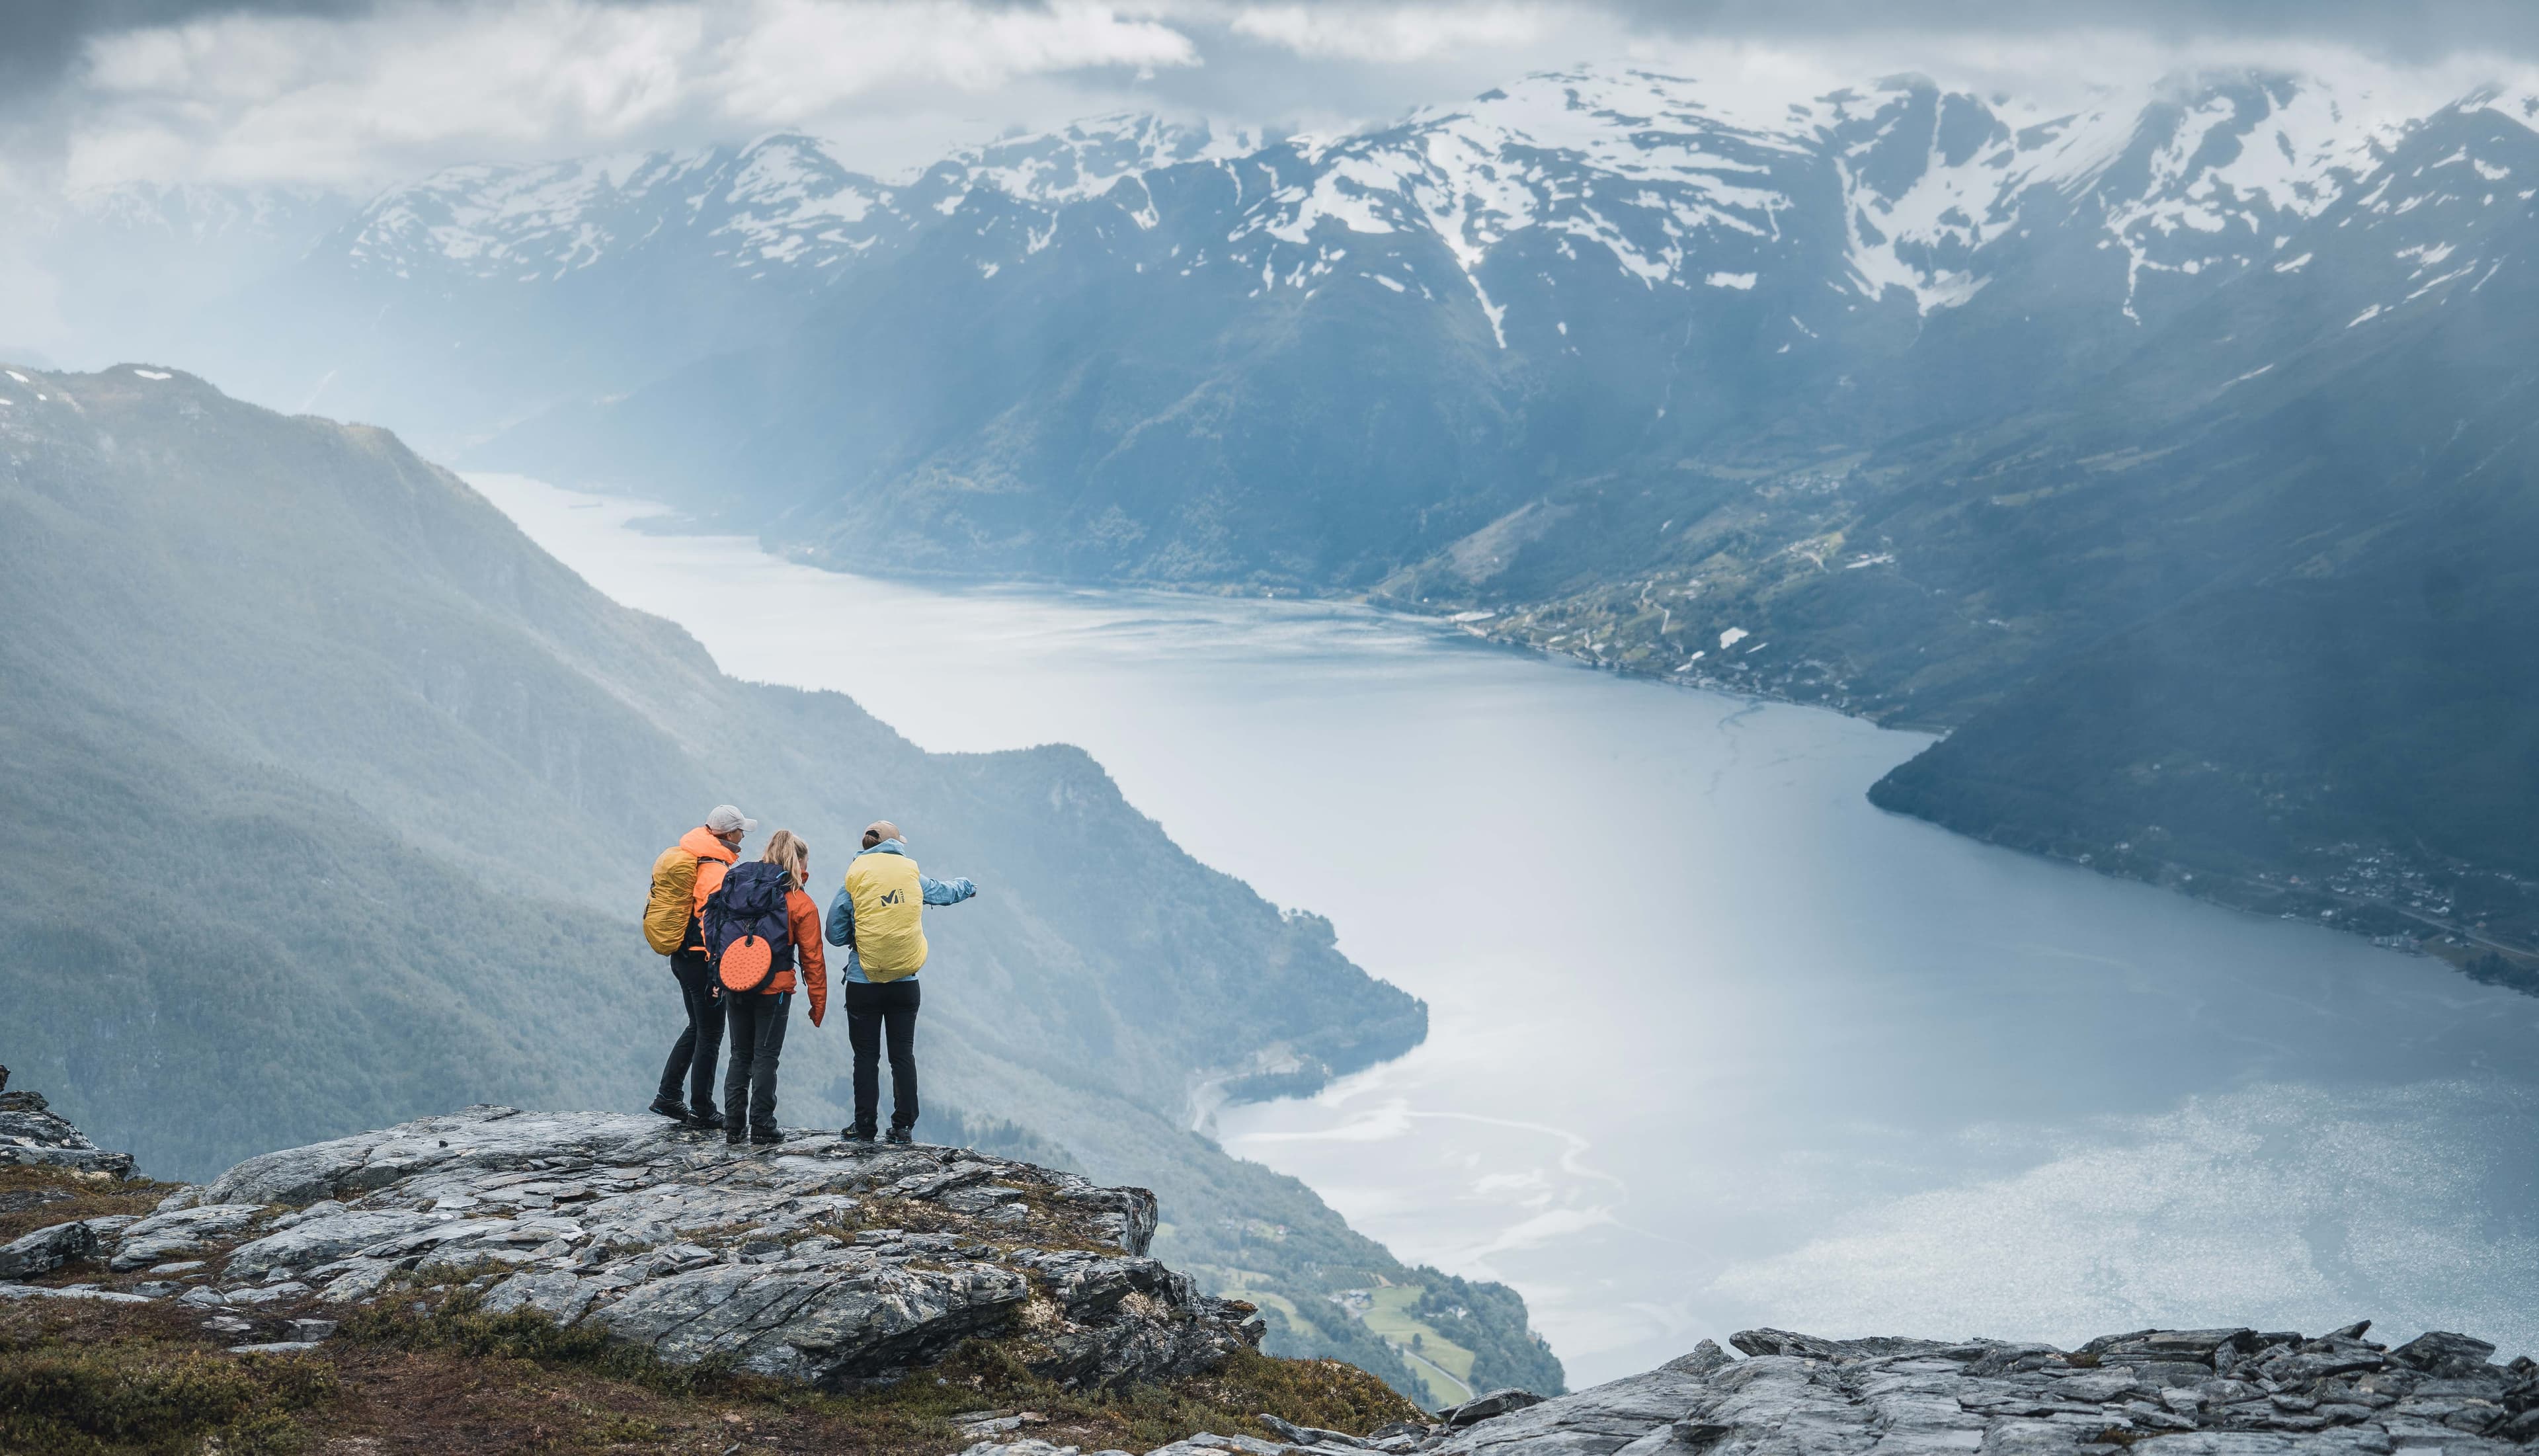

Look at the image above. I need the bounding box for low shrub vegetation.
[0,1307,337,1455]
[0,1169,179,1246]
[1,1281,1419,1455]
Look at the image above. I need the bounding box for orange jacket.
[766,887,828,1025]
[645,827,739,955]
[688,829,737,936]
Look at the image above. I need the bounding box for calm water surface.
[478,475,2539,1386]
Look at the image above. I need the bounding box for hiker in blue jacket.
[825,819,976,1144]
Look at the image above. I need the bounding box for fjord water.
[477,475,2538,1387]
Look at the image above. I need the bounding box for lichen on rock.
[7,1100,1264,1393]
[0,1084,136,1179]
[963,1324,2539,1456]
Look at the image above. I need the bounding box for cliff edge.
[971,1322,2539,1456]
[3,1087,2531,1455]
[19,1100,1259,1389]
[0,1087,1424,1452]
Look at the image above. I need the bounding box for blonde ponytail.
[760,829,810,891]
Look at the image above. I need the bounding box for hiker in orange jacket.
[715,829,828,1146]
[644,804,753,1129]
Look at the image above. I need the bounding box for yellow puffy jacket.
[643,827,737,955]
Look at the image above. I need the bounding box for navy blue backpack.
[702,861,791,993]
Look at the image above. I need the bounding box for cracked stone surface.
[7,1087,2531,1453]
[15,1102,1260,1392]
[108,1203,271,1270]
[0,1088,136,1178]
[963,1325,2538,1456]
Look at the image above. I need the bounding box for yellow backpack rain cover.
[844,851,930,982]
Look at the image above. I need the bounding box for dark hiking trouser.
[657,949,723,1115]
[846,979,920,1134]
[723,990,792,1137]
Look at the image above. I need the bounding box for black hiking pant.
[723,990,792,1137]
[846,978,921,1134]
[657,948,724,1115]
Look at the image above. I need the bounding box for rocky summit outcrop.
[965,1324,2538,1456]
[8,1089,2535,1456]
[0,1067,136,1179]
[4,1101,1262,1389]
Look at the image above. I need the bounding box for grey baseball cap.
[705,804,757,836]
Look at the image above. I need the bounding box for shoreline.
[729,506,2539,985]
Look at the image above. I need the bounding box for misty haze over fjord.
[3,0,2537,1437]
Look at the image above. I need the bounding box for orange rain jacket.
[765,887,829,1026]
[643,827,739,955]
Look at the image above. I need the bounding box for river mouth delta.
[478,474,2539,1391]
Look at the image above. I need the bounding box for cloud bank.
[44,1,1217,189]
[9,0,2539,195]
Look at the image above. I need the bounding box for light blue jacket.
[823,839,976,984]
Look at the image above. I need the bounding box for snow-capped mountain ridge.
[67,57,2539,472]
[324,113,1254,285]
[279,62,2536,346]
[335,136,891,282]
[454,57,2539,593]
[1217,67,2472,325]
[64,180,350,246]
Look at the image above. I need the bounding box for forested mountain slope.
[0,364,1557,1396]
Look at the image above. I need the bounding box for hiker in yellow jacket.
[643,804,754,1130]
[823,819,976,1144]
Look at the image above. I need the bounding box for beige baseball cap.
[862,820,903,845]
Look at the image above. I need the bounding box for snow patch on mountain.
[953,114,1256,205]
[261,61,2539,362]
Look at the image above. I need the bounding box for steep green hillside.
[0,364,1558,1398]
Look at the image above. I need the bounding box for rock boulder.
[963,1323,2536,1456]
[141,1107,1259,1391]
[0,1094,136,1178]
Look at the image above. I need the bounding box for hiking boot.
[648,1094,689,1122]
[748,1129,785,1147]
[723,1121,748,1145]
[841,1125,875,1143]
[885,1127,914,1145]
[684,1108,726,1132]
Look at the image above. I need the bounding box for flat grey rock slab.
[1431,1361,1734,1456]
[0,1282,152,1304]
[0,1104,137,1178]
[0,1219,101,1279]
[109,1203,271,1270]
[1395,1327,2535,1456]
[175,1106,1254,1391]
[222,1209,451,1275]
[592,1256,1029,1383]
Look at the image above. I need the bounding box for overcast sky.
[3,0,2537,198]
